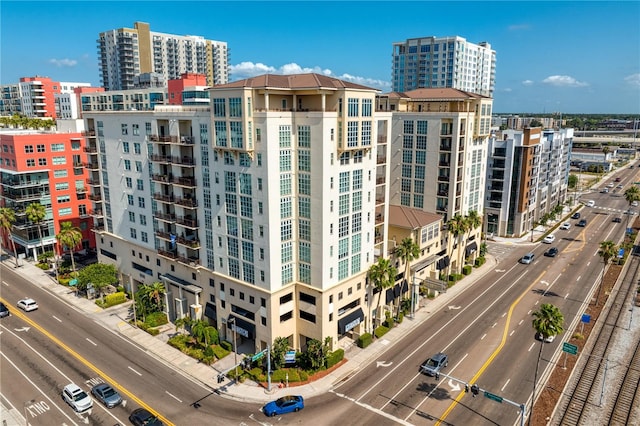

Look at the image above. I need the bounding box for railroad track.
[608,327,640,425]
[557,251,640,426]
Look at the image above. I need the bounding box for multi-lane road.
[1,166,637,425]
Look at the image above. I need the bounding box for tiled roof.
[388,205,442,229]
[384,87,487,100]
[212,73,376,91]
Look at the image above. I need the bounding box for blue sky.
[1,1,639,113]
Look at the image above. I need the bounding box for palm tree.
[447,214,468,275]
[530,303,564,424]
[465,210,482,261]
[56,221,82,275]
[624,186,640,228]
[146,281,166,312]
[25,202,47,260]
[191,319,209,348]
[367,258,397,330]
[394,237,420,317]
[0,207,19,267]
[597,240,618,305]
[601,145,610,180]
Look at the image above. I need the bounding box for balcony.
[376,156,386,164]
[76,186,88,194]
[173,156,196,166]
[89,209,103,217]
[82,130,96,137]
[83,162,100,170]
[175,197,197,208]
[177,255,201,267]
[154,212,176,222]
[376,176,386,185]
[177,236,200,248]
[150,135,177,143]
[176,216,198,228]
[83,146,98,153]
[92,224,105,232]
[173,176,196,187]
[437,175,450,182]
[155,230,172,241]
[152,193,175,203]
[158,249,179,260]
[152,174,171,183]
[88,193,102,201]
[87,178,101,186]
[439,143,452,151]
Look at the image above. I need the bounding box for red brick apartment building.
[0,129,95,259]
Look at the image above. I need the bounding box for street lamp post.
[228,317,238,376]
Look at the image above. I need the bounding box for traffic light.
[471,384,479,397]
[465,384,469,393]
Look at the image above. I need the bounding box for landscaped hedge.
[462,265,472,275]
[220,340,233,351]
[374,325,389,338]
[95,291,127,308]
[475,256,486,267]
[212,345,230,360]
[357,333,373,348]
[145,311,168,327]
[136,321,160,336]
[326,349,344,368]
[396,312,404,323]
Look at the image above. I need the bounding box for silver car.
[91,383,122,408]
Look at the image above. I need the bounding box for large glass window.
[347,98,359,117]
[229,98,242,117]
[298,174,310,195]
[215,121,227,147]
[298,125,311,147]
[299,197,311,218]
[362,99,372,117]
[347,121,358,147]
[213,98,226,117]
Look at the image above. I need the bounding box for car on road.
[543,234,556,244]
[420,352,449,377]
[617,184,624,189]
[262,395,305,417]
[520,253,535,264]
[537,333,556,343]
[560,222,571,230]
[91,383,122,408]
[17,298,38,312]
[544,247,559,257]
[571,212,581,219]
[62,383,93,412]
[607,183,615,188]
[0,302,10,318]
[633,201,639,207]
[613,217,622,223]
[129,408,163,426]
[615,177,621,182]
[601,188,609,193]
[577,219,588,227]
[586,200,596,207]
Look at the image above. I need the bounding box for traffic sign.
[563,342,578,355]
[581,313,591,323]
[618,248,625,258]
[252,350,265,362]
[484,391,503,403]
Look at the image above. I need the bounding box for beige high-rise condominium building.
[98,22,228,91]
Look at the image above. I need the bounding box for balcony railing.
[89,209,103,217]
[177,236,200,248]
[176,216,198,227]
[157,249,178,259]
[173,176,196,186]
[177,255,200,267]
[155,230,172,240]
[88,193,103,201]
[154,212,176,222]
[82,130,96,136]
[175,197,197,208]
[87,178,101,186]
[92,224,105,232]
[83,162,100,170]
[152,193,174,203]
[83,146,98,153]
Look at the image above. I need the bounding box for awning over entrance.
[338,308,364,334]
[465,241,478,257]
[386,288,394,304]
[204,302,217,320]
[227,315,255,339]
[436,256,450,271]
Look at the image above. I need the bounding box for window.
[139,214,147,226]
[127,195,134,205]
[24,145,34,153]
[36,144,45,152]
[135,161,142,172]
[133,143,141,154]
[348,98,359,117]
[130,228,137,239]
[38,158,47,166]
[124,159,131,170]
[229,97,242,117]
[132,123,140,136]
[122,141,130,153]
[26,159,35,167]
[125,177,132,188]
[137,179,144,191]
[138,197,145,208]
[121,124,128,135]
[129,211,135,222]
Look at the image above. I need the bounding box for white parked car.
[537,333,555,343]
[17,298,38,312]
[543,234,556,244]
[586,200,595,207]
[62,383,93,412]
[560,222,571,230]
[633,201,639,207]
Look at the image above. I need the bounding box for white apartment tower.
[392,36,496,96]
[98,22,229,91]
[85,74,392,353]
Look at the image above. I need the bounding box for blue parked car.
[263,395,304,416]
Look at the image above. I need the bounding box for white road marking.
[501,312,507,318]
[2,281,8,286]
[86,338,97,346]
[481,333,486,340]
[565,293,570,299]
[528,343,536,352]
[518,319,524,326]
[587,261,591,266]
[492,322,497,328]
[165,391,182,403]
[501,379,511,392]
[577,276,581,281]
[52,315,62,322]
[509,330,515,336]
[128,366,142,376]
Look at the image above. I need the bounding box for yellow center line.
[435,270,546,425]
[0,296,174,426]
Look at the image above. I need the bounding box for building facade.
[167,73,209,106]
[79,87,167,113]
[484,128,573,237]
[98,21,228,91]
[391,36,496,96]
[0,128,95,259]
[1,76,61,119]
[84,73,392,353]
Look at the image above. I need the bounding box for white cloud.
[229,61,391,91]
[48,58,77,67]
[502,87,513,92]
[542,75,588,87]
[624,73,640,88]
[522,80,534,86]
[508,24,531,31]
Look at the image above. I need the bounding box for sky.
[1,1,639,114]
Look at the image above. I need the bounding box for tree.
[25,202,47,259]
[568,174,578,189]
[191,319,212,348]
[601,145,610,180]
[394,237,420,317]
[597,240,617,304]
[465,210,482,260]
[367,258,397,329]
[531,303,564,423]
[77,263,118,300]
[447,214,468,274]
[623,186,640,228]
[140,281,166,313]
[56,221,82,274]
[298,337,331,370]
[270,336,291,370]
[0,207,19,267]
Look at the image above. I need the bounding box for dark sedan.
[544,247,559,257]
[0,302,9,318]
[129,408,163,426]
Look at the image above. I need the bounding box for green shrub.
[474,256,486,267]
[448,274,457,282]
[117,285,125,293]
[271,368,302,382]
[95,292,127,308]
[462,265,472,275]
[396,312,404,323]
[220,340,233,351]
[374,325,389,338]
[357,333,373,348]
[212,345,230,360]
[327,349,344,368]
[59,276,72,286]
[168,334,190,351]
[146,327,160,336]
[299,370,309,381]
[145,311,168,327]
[36,262,49,270]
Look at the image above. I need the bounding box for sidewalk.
[5,252,499,405]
